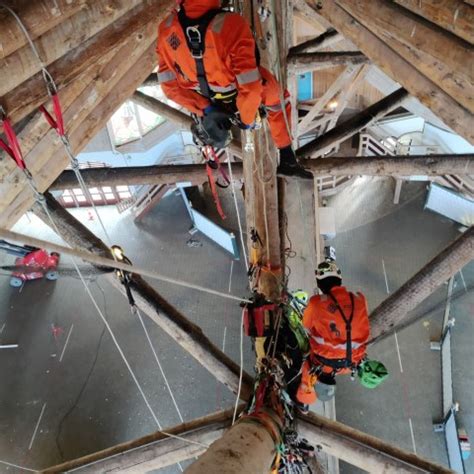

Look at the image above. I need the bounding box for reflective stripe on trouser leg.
[158,70,177,83]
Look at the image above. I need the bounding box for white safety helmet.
[315,260,342,281]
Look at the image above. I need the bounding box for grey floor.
[0,178,472,473]
[324,178,473,473]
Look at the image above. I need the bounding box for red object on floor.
[10,249,60,287]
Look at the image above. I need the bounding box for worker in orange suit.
[296,260,371,406]
[156,0,312,179]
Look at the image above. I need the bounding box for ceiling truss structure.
[0,0,473,472]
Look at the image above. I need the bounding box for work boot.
[277,146,313,180]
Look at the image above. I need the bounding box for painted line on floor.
[394,331,404,373]
[408,417,417,454]
[382,258,390,294]
[0,323,5,335]
[459,269,467,292]
[59,324,74,363]
[28,403,46,450]
[0,459,37,473]
[222,326,227,353]
[228,260,234,293]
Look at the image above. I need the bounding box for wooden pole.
[288,28,341,55]
[131,91,243,156]
[335,0,473,114]
[308,0,474,143]
[297,88,409,158]
[370,226,474,344]
[288,51,368,73]
[41,407,238,474]
[50,163,244,190]
[298,412,454,473]
[392,0,474,44]
[30,193,253,399]
[185,414,280,474]
[305,154,474,176]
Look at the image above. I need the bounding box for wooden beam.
[308,0,474,143]
[30,193,253,399]
[0,22,161,228]
[336,0,474,114]
[297,66,357,135]
[370,226,474,344]
[50,163,244,190]
[288,28,341,55]
[288,51,368,73]
[298,412,454,473]
[131,91,243,156]
[305,154,474,176]
[2,1,168,126]
[41,408,237,473]
[297,88,409,158]
[0,0,88,59]
[392,0,474,45]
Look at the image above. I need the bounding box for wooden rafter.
[336,0,473,114]
[307,0,474,143]
[288,28,342,55]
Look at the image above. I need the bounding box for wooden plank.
[0,19,162,228]
[288,51,368,73]
[311,0,474,143]
[298,66,357,135]
[2,0,171,126]
[297,88,409,158]
[0,0,143,97]
[336,0,474,113]
[369,226,474,344]
[392,0,474,45]
[0,0,88,59]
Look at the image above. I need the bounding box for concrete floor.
[0,178,472,473]
[0,192,253,473]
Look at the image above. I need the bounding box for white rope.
[0,228,252,304]
[226,157,249,270]
[0,2,114,246]
[39,205,204,464]
[232,307,246,424]
[133,306,185,424]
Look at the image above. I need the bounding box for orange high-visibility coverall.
[296,286,370,404]
[156,0,292,148]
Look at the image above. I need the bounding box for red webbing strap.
[208,146,230,185]
[206,162,227,220]
[1,116,26,170]
[39,94,65,136]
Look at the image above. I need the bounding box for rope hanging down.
[0,228,251,304]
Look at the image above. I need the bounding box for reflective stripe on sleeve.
[236,68,261,85]
[210,83,237,93]
[158,71,177,83]
[311,336,366,350]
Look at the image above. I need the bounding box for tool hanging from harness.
[312,291,356,373]
[242,293,277,338]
